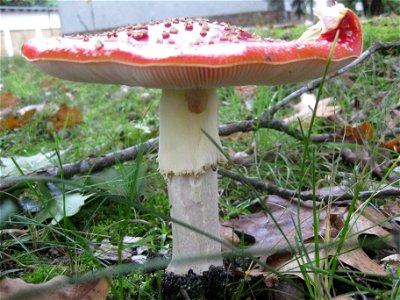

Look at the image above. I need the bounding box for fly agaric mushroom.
[21,4,362,275]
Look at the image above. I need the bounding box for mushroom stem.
[158,88,225,274]
[167,171,222,274]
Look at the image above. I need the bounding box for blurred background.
[1,0,399,57]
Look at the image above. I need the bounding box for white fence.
[0,6,61,56]
[58,0,288,34]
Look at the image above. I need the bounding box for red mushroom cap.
[21,7,362,89]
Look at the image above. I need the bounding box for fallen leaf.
[95,239,133,262]
[381,254,400,274]
[268,280,305,300]
[381,201,400,222]
[220,225,240,251]
[0,229,29,237]
[263,273,279,288]
[0,92,19,118]
[49,104,83,131]
[0,275,109,300]
[34,192,92,225]
[0,92,19,109]
[224,195,345,256]
[356,202,393,230]
[387,104,400,128]
[340,72,358,88]
[0,150,68,177]
[346,210,395,248]
[234,85,257,111]
[0,198,19,222]
[227,148,252,166]
[283,93,340,126]
[275,248,327,281]
[0,104,45,131]
[228,194,393,280]
[381,136,400,152]
[221,131,245,142]
[0,108,36,131]
[340,147,397,181]
[337,246,387,276]
[342,121,374,143]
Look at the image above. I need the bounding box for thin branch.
[0,138,158,190]
[218,169,400,203]
[219,115,337,143]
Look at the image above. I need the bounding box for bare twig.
[219,116,337,143]
[0,138,158,190]
[218,169,400,202]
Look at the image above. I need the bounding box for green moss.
[21,264,68,284]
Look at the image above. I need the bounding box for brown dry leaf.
[327,208,390,276]
[339,147,396,181]
[340,72,358,88]
[263,273,279,288]
[346,210,393,242]
[0,108,36,131]
[229,194,392,280]
[342,121,374,143]
[49,104,83,131]
[220,225,240,251]
[337,246,387,276]
[0,92,19,117]
[387,104,400,128]
[381,254,400,274]
[275,248,328,281]
[40,78,57,89]
[221,131,245,142]
[381,136,400,152]
[0,229,29,237]
[94,239,132,262]
[224,195,346,256]
[355,202,393,230]
[268,280,305,300]
[283,93,340,126]
[381,201,400,222]
[234,85,257,111]
[227,148,252,166]
[0,276,109,300]
[0,104,45,131]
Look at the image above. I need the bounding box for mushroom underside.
[31,58,354,89]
